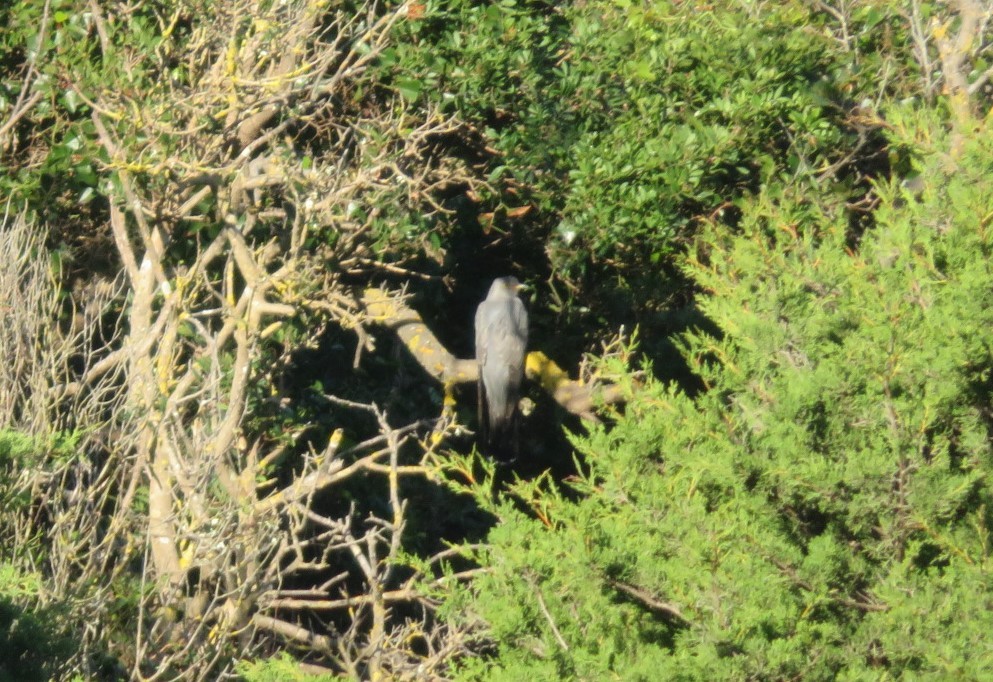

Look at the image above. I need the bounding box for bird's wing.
[482,299,526,427]
[474,300,491,442]
[512,297,528,351]
[474,301,489,365]
[504,298,528,385]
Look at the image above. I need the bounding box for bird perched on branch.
[474,276,529,461]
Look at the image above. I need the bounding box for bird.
[474,276,529,461]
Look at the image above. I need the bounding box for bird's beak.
[515,282,530,293]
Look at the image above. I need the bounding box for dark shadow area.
[261,319,500,636]
[406,192,720,401]
[262,314,501,540]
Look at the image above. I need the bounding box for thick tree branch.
[359,286,625,421]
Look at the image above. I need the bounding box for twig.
[530,578,570,652]
[608,579,689,624]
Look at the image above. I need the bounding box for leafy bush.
[392,0,886,290]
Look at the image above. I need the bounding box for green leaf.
[396,77,422,101]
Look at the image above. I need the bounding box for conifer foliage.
[445,125,993,679]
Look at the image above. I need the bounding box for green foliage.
[236,653,341,681]
[0,430,83,529]
[0,563,43,601]
[553,2,850,272]
[391,0,884,291]
[0,429,82,467]
[0,564,76,682]
[0,1,107,200]
[442,125,993,678]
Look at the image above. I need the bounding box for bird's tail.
[486,408,520,463]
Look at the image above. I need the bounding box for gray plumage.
[474,276,528,458]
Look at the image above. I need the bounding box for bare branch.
[608,579,689,625]
[252,614,335,654]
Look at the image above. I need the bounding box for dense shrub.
[391,1,892,291]
[442,121,993,679]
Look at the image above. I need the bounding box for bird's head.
[489,276,528,298]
